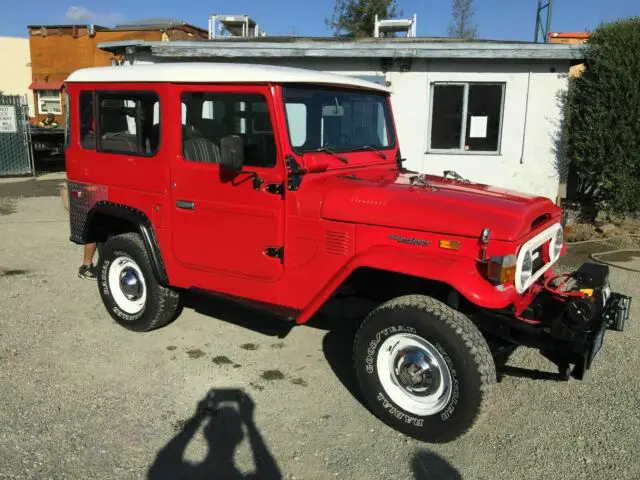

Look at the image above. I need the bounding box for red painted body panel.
[65,80,563,324]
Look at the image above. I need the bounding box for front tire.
[98,233,180,332]
[354,295,495,443]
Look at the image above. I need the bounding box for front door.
[170,85,285,282]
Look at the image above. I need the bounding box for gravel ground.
[0,189,638,480]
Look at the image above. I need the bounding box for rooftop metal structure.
[374,14,417,38]
[99,37,586,61]
[534,0,554,43]
[208,14,265,39]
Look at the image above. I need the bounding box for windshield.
[282,86,395,154]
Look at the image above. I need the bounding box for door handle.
[176,200,195,210]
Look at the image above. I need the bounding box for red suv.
[64,63,631,442]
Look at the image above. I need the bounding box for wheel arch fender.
[83,201,169,285]
[296,245,518,324]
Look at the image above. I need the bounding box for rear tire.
[354,295,495,443]
[97,232,180,332]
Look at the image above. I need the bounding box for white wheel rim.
[376,333,452,416]
[107,256,147,316]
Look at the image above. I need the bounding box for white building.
[99,38,584,201]
[0,36,34,116]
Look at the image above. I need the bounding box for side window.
[97,91,159,155]
[63,90,71,148]
[181,92,276,168]
[79,91,95,149]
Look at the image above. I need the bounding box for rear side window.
[79,91,95,149]
[97,91,159,156]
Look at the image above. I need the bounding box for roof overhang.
[98,38,586,61]
[29,81,64,90]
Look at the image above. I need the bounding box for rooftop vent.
[208,14,266,39]
[373,14,417,38]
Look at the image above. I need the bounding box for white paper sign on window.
[0,106,17,133]
[469,116,488,138]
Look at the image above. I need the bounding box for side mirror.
[302,153,330,173]
[220,135,244,170]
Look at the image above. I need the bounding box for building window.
[428,83,505,153]
[37,90,62,115]
[97,91,159,156]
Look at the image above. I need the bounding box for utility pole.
[534,0,553,43]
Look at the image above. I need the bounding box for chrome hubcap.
[119,268,143,301]
[377,333,453,416]
[107,256,147,316]
[393,348,441,397]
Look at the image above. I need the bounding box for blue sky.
[3,0,639,40]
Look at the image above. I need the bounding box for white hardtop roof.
[65,63,389,92]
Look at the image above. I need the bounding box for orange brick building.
[27,20,208,124]
[550,32,589,77]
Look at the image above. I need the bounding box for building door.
[170,85,285,283]
[0,95,33,176]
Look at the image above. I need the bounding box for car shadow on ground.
[147,388,282,480]
[412,450,462,479]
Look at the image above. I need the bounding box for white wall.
[386,59,568,200]
[137,54,569,200]
[0,37,34,117]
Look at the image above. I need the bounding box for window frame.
[179,88,279,169]
[95,90,160,158]
[282,85,397,155]
[63,90,71,148]
[78,90,96,151]
[36,89,62,115]
[427,82,505,155]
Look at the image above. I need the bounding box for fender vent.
[325,230,350,256]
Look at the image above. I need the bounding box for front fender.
[295,245,520,324]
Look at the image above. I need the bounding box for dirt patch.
[186,349,206,359]
[166,346,177,351]
[0,269,29,277]
[212,355,233,365]
[290,377,308,387]
[261,370,284,381]
[0,198,17,216]
[240,343,259,351]
[0,179,63,199]
[270,342,285,349]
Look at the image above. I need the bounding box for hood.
[319,170,561,242]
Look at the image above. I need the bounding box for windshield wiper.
[307,147,349,163]
[345,145,387,159]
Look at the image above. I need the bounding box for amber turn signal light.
[487,255,517,285]
[439,240,461,251]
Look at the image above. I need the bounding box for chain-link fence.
[0,95,34,176]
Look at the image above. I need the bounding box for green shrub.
[566,17,640,216]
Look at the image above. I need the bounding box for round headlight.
[520,250,533,285]
[552,227,563,258]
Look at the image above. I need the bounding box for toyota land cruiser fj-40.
[64,63,631,442]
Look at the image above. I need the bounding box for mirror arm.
[237,170,264,191]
